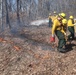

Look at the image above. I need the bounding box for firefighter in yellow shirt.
[48,13,53,27]
[51,14,67,53]
[62,19,68,41]
[51,11,57,23]
[59,13,67,35]
[68,16,75,40]
[62,19,67,34]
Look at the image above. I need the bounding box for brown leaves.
[0,38,4,42]
[13,45,21,51]
[0,37,21,51]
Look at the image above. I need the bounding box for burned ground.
[0,25,76,75]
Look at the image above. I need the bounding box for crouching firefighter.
[51,14,67,53]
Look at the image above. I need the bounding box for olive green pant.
[68,26,75,40]
[55,30,66,49]
[49,19,52,27]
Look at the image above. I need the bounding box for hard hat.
[60,13,66,18]
[49,13,51,15]
[69,16,73,19]
[62,19,67,24]
[54,11,56,14]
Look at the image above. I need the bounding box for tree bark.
[5,0,11,28]
[17,0,20,23]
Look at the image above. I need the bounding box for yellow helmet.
[49,13,51,15]
[62,19,67,24]
[60,13,66,18]
[69,16,73,19]
[54,11,56,14]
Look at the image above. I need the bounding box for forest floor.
[0,24,76,75]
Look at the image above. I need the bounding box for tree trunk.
[17,0,20,23]
[5,0,11,28]
[8,0,12,12]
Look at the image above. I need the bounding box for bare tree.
[5,0,11,28]
[1,0,76,29]
[0,0,2,22]
[17,0,20,23]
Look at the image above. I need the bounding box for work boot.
[57,48,67,53]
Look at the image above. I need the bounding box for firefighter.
[62,19,68,41]
[59,13,67,34]
[68,16,75,40]
[62,19,67,34]
[48,13,53,27]
[51,14,67,53]
[51,11,57,23]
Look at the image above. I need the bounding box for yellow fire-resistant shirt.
[68,19,74,27]
[62,19,67,32]
[51,15,58,22]
[52,19,66,35]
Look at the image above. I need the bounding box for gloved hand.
[64,33,66,36]
[74,23,76,26]
[64,33,68,41]
[52,34,55,37]
[50,35,55,42]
